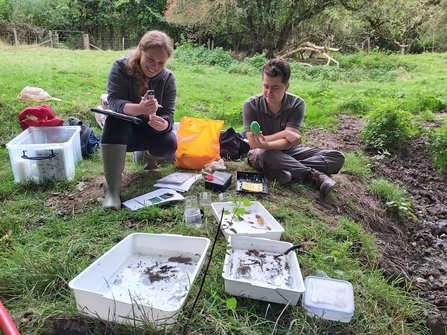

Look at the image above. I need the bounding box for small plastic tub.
[302,276,355,323]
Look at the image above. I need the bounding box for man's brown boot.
[306,168,335,196]
[263,169,292,185]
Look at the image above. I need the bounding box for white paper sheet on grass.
[154,173,203,192]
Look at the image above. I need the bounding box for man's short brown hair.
[262,58,291,84]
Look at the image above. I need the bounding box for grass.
[368,178,417,219]
[342,150,372,181]
[1,45,446,334]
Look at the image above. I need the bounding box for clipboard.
[90,107,143,125]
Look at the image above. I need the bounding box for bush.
[174,41,237,68]
[339,50,416,72]
[360,107,416,151]
[338,50,416,82]
[242,53,267,71]
[305,66,343,81]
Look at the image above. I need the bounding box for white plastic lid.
[303,276,354,316]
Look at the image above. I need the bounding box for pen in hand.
[140,95,163,109]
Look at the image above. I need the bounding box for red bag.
[18,104,64,130]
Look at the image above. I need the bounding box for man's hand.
[284,129,302,146]
[249,132,269,149]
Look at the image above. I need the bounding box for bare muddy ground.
[305,114,447,334]
[43,114,447,334]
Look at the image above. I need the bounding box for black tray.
[235,171,268,194]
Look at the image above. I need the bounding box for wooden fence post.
[83,34,90,50]
[49,30,53,48]
[13,28,19,45]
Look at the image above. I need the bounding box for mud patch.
[305,113,447,334]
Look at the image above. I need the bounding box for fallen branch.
[276,41,341,67]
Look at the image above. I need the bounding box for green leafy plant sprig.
[222,198,252,235]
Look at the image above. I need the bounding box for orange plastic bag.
[175,116,224,170]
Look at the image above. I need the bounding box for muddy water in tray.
[99,252,199,310]
[229,249,293,287]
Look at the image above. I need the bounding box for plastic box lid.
[303,276,354,323]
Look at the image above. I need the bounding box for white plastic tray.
[211,201,284,240]
[222,236,305,305]
[69,233,210,325]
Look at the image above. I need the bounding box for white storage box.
[222,236,305,305]
[303,276,354,322]
[211,201,284,240]
[6,126,82,183]
[69,233,210,326]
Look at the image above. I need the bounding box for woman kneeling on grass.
[101,30,177,210]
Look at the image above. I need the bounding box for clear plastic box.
[302,276,355,322]
[6,126,81,183]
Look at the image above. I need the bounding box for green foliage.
[174,41,237,68]
[339,50,415,71]
[226,53,268,76]
[8,0,170,43]
[305,66,343,81]
[223,198,251,232]
[339,96,369,114]
[0,0,12,21]
[429,124,447,171]
[368,178,416,219]
[241,53,267,72]
[225,297,237,311]
[337,51,417,82]
[405,93,447,113]
[354,0,438,53]
[360,107,416,151]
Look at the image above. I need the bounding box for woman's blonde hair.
[127,30,174,94]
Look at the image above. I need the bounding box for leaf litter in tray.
[229,249,293,288]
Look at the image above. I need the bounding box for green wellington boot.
[101,144,127,210]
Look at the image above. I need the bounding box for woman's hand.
[148,114,167,131]
[138,91,159,116]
